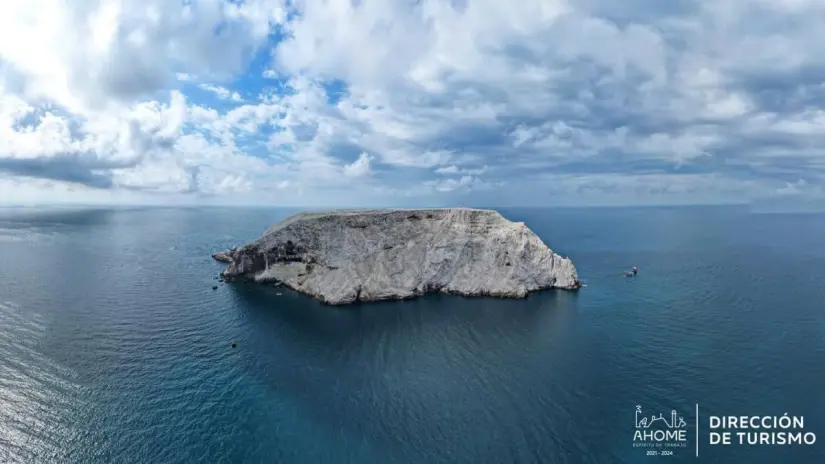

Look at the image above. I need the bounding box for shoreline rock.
[211,208,579,305]
[212,251,233,263]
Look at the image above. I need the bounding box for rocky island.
[212,208,579,305]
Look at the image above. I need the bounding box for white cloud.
[199,84,244,102]
[776,179,807,196]
[2,0,825,206]
[434,165,459,175]
[343,152,373,178]
[430,175,477,193]
[435,165,487,175]
[0,0,285,114]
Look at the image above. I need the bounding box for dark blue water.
[0,206,823,463]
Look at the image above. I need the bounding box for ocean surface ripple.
[0,206,823,463]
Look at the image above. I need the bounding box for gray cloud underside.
[1,0,824,205]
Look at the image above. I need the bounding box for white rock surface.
[215,208,579,305]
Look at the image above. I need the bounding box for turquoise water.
[0,206,823,463]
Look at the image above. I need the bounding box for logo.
[636,405,687,430]
[631,404,817,458]
[633,405,688,456]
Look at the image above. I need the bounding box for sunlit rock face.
[215,208,579,305]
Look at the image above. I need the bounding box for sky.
[1,0,824,208]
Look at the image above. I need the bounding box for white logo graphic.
[633,405,689,455]
[636,405,687,430]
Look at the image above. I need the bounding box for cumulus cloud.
[1,0,825,206]
[429,175,478,193]
[435,165,487,175]
[343,152,373,178]
[198,84,244,102]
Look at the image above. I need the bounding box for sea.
[0,205,823,464]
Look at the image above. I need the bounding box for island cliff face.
[214,208,579,305]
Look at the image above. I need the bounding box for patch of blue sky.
[320,79,349,105]
[11,107,45,131]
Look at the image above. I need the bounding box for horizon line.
[0,202,755,210]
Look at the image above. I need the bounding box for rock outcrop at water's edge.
[211,208,579,305]
[211,251,233,263]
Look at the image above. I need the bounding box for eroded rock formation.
[213,208,579,305]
